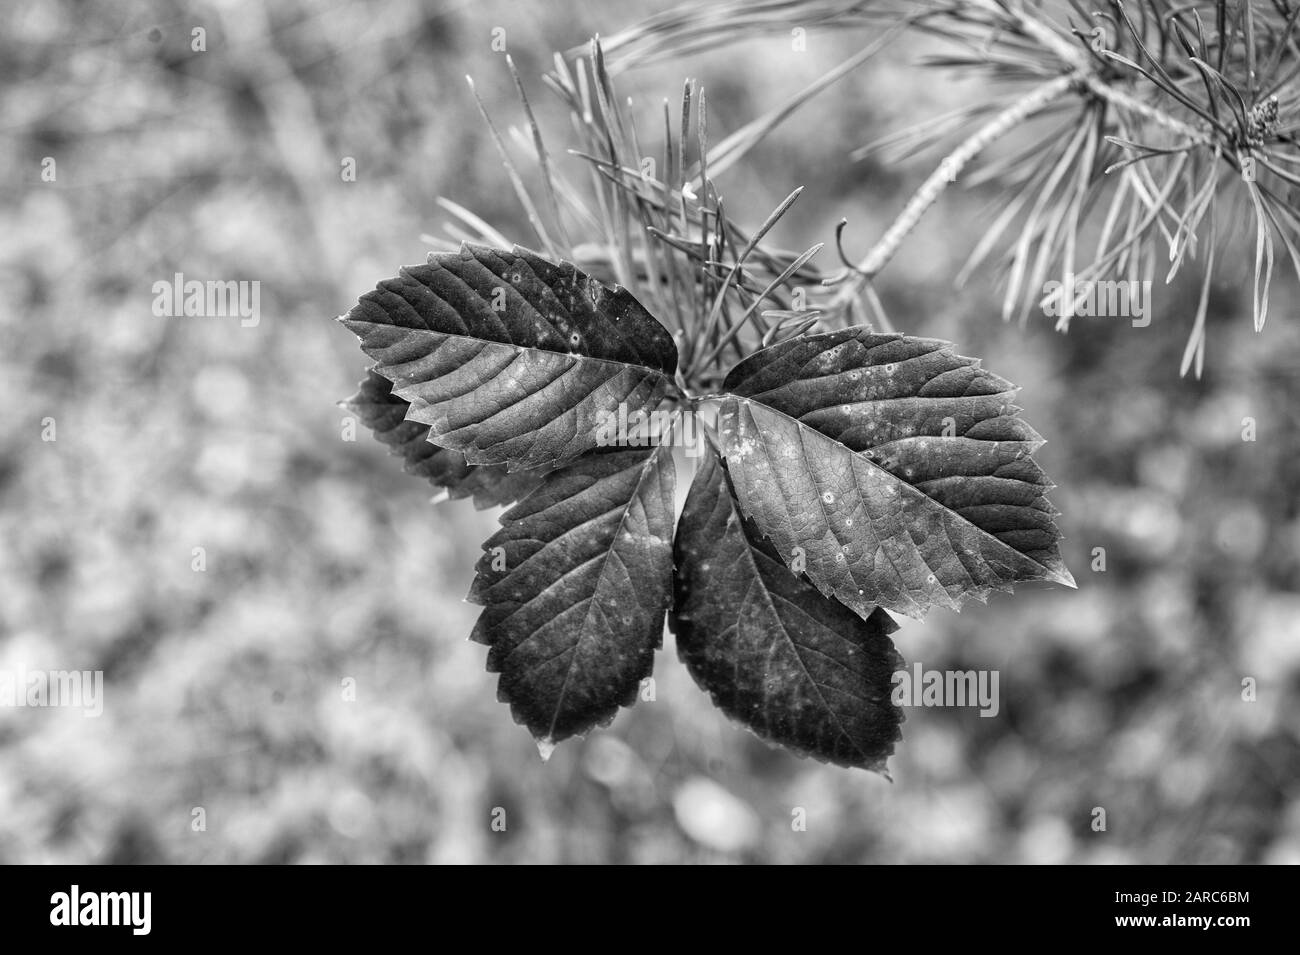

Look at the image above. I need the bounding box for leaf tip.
[535,737,558,762]
[1049,562,1078,589]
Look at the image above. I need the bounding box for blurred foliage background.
[1,0,1297,864]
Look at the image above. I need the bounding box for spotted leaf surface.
[468,445,676,749]
[340,243,679,472]
[672,445,904,772]
[713,327,1075,619]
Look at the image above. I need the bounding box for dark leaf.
[714,327,1075,619]
[468,443,676,751]
[672,445,904,772]
[342,370,542,508]
[340,243,680,471]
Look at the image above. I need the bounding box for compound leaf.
[340,243,679,472]
[673,445,904,772]
[468,443,676,750]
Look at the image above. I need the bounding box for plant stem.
[831,1,1218,309]
[832,73,1075,299]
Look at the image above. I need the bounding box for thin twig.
[829,73,1075,305]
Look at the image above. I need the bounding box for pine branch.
[608,0,1300,376]
[830,73,1077,298]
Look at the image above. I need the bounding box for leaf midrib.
[720,396,1071,589]
[543,446,669,742]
